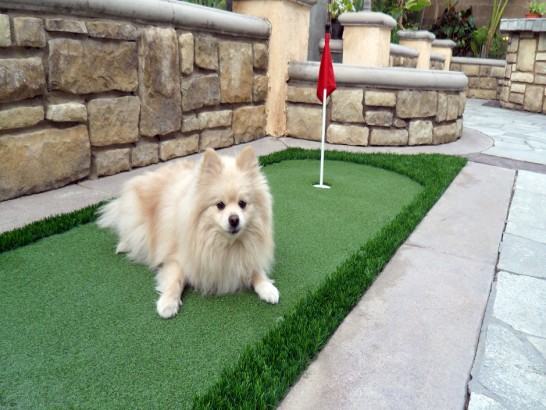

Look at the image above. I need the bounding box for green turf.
[0,149,466,408]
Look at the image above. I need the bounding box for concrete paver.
[468,169,546,410]
[403,162,514,265]
[469,323,546,409]
[280,162,515,409]
[498,234,546,279]
[0,184,108,233]
[494,271,546,338]
[464,99,546,166]
[509,189,546,230]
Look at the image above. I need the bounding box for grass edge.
[192,148,467,409]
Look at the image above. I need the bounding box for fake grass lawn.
[0,149,466,408]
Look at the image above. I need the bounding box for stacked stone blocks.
[0,13,268,201]
[389,52,418,68]
[286,86,464,146]
[500,32,546,113]
[450,58,506,100]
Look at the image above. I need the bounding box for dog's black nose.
[228,214,239,228]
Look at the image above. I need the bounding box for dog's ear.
[201,148,223,177]
[236,146,258,171]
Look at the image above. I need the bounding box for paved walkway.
[464,99,546,167]
[1,99,544,409]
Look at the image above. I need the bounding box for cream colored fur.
[97,147,278,318]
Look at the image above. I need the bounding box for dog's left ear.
[201,148,223,177]
[236,146,258,171]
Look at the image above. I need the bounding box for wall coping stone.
[319,41,419,58]
[319,38,343,53]
[338,11,396,29]
[432,39,456,48]
[232,0,317,6]
[390,43,419,57]
[1,0,271,38]
[430,52,445,62]
[319,39,419,58]
[452,56,506,67]
[500,18,546,33]
[288,61,468,90]
[398,30,435,41]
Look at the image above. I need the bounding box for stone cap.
[318,41,419,59]
[288,61,468,90]
[287,0,318,6]
[4,0,271,38]
[390,43,419,58]
[233,0,317,5]
[398,30,436,41]
[432,39,457,48]
[338,11,396,29]
[500,18,546,33]
[319,38,343,53]
[430,52,446,62]
[451,56,506,67]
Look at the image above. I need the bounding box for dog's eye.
[238,200,247,209]
[216,201,225,210]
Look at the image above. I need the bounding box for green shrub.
[430,4,477,57]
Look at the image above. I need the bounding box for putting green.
[1,156,427,408]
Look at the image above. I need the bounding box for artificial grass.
[0,149,466,409]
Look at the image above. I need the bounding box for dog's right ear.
[201,148,222,177]
[236,146,258,171]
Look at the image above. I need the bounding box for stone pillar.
[338,11,396,67]
[319,38,343,63]
[233,0,315,137]
[500,18,546,114]
[398,30,435,70]
[431,39,456,71]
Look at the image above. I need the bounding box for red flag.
[316,32,336,103]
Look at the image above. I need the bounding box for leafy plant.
[469,0,508,59]
[430,3,477,57]
[482,0,508,57]
[470,26,488,57]
[488,34,508,59]
[329,0,357,19]
[373,0,430,30]
[406,0,431,12]
[529,1,546,15]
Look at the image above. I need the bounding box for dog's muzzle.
[228,214,240,234]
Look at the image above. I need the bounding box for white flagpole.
[314,87,330,189]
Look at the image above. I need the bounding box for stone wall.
[499,20,546,114]
[450,57,506,100]
[430,53,445,70]
[0,3,269,201]
[390,44,418,68]
[286,62,467,147]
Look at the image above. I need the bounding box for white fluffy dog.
[98,147,279,318]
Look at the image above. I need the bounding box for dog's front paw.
[156,295,181,319]
[115,241,128,254]
[255,281,280,304]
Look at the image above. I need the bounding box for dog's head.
[198,147,271,241]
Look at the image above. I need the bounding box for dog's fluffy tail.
[96,199,121,231]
